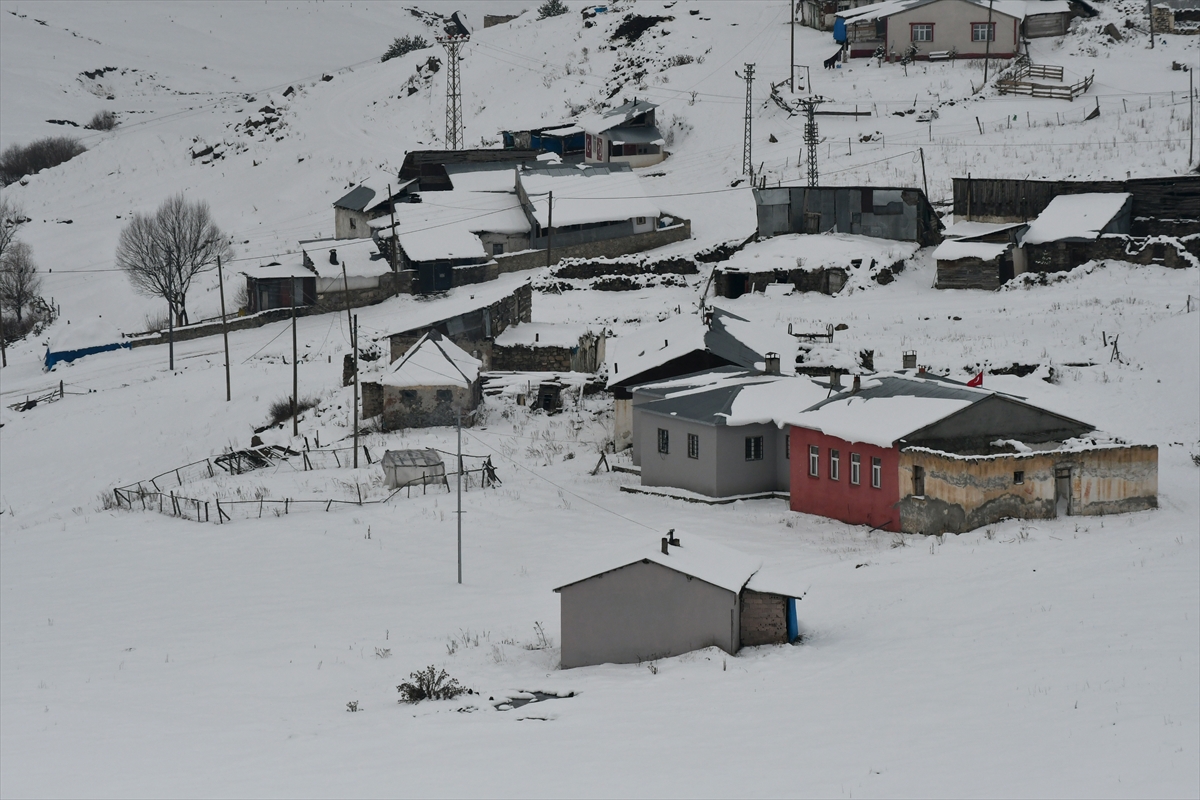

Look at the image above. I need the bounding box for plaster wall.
[789,428,901,530]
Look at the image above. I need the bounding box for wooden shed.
[554,534,802,669]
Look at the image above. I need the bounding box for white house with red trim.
[580,99,666,168]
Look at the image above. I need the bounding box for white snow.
[786,393,977,448]
[932,239,1012,261]
[520,169,660,229]
[723,377,835,428]
[492,322,589,348]
[722,233,919,274]
[380,332,480,389]
[941,219,1026,240]
[1021,192,1133,245]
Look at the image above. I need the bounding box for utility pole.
[291,283,298,439]
[1,299,7,368]
[352,314,359,469]
[387,184,398,271]
[983,0,995,84]
[168,303,175,371]
[456,408,463,585]
[545,191,553,269]
[438,31,469,150]
[1190,67,1195,167]
[1148,0,1155,48]
[799,96,827,186]
[790,1,796,93]
[919,147,929,199]
[739,63,755,176]
[217,255,231,402]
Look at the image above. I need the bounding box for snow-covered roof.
[606,126,665,146]
[380,449,443,468]
[782,374,995,448]
[493,322,591,348]
[381,273,531,338]
[1021,193,1132,245]
[632,366,765,399]
[332,173,409,211]
[941,220,1027,240]
[553,533,763,595]
[839,0,1028,23]
[518,166,659,228]
[299,238,394,278]
[380,330,481,389]
[724,377,838,428]
[721,233,919,275]
[933,239,1012,262]
[245,261,315,280]
[49,315,126,353]
[373,179,528,262]
[576,99,658,135]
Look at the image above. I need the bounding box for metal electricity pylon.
[798,96,827,186]
[738,63,755,176]
[437,32,469,150]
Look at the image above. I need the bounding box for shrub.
[87,110,117,131]
[381,34,431,63]
[0,137,87,186]
[397,666,466,703]
[539,0,569,19]
[266,395,320,427]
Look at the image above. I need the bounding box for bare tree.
[0,241,42,323]
[0,194,26,264]
[115,194,233,326]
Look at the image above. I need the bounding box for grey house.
[554,534,801,669]
[632,372,830,498]
[754,185,943,246]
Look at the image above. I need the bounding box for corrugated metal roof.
[639,383,750,426]
[381,449,444,468]
[333,185,376,211]
[803,375,987,412]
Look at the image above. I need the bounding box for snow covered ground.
[1,1,1198,797]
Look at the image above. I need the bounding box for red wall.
[789,428,901,531]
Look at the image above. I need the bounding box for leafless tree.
[0,241,42,323]
[115,194,233,326]
[0,194,26,264]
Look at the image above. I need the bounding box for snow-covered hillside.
[1,2,1198,797]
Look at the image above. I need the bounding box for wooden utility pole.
[456,408,463,585]
[1148,0,1155,48]
[387,184,398,271]
[545,191,553,269]
[790,0,796,93]
[983,0,995,84]
[168,304,175,371]
[291,283,299,438]
[1191,68,1195,166]
[1,298,7,368]
[341,264,354,340]
[352,314,359,469]
[217,255,231,401]
[919,147,929,199]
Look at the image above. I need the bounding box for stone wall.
[387,282,533,365]
[897,444,1158,535]
[936,257,1004,290]
[1025,235,1198,274]
[490,220,691,274]
[491,344,574,372]
[375,381,481,429]
[739,590,788,647]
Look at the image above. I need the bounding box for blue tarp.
[833,18,847,43]
[45,341,130,370]
[786,597,799,642]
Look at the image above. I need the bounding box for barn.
[554,534,802,669]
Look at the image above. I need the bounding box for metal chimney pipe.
[852,375,861,394]
[661,537,670,555]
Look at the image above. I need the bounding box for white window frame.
[687,433,699,459]
[850,453,861,485]
[809,445,820,477]
[972,22,996,42]
[830,449,840,481]
[911,23,933,42]
[657,428,669,455]
[871,456,882,489]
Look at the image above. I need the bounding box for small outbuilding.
[381,449,447,490]
[1020,192,1133,272]
[366,330,482,430]
[554,533,802,669]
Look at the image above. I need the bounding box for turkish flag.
[967,372,984,388]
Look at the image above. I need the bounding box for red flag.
[967,371,984,388]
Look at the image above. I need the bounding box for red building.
[789,428,901,531]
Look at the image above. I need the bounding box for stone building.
[490,323,606,373]
[364,331,482,430]
[554,534,802,669]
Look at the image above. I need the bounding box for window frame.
[910,22,934,42]
[657,428,669,455]
[785,436,790,460]
[971,21,996,42]
[850,453,861,485]
[492,242,504,255]
[1013,470,1025,485]
[912,465,926,496]
[745,435,764,461]
[809,445,820,477]
[871,456,882,489]
[687,433,699,460]
[830,449,841,481]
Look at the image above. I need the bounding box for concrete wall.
[335,207,371,240]
[740,591,788,647]
[376,381,481,430]
[790,428,901,531]
[477,230,530,257]
[637,412,789,497]
[896,445,1159,534]
[558,560,740,669]
[888,1,1021,58]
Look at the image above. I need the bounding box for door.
[1055,466,1072,516]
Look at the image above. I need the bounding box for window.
[830,449,841,481]
[809,445,820,477]
[871,456,882,489]
[636,216,647,225]
[1014,470,1025,485]
[687,433,699,459]
[850,453,861,485]
[657,428,669,455]
[745,436,764,461]
[436,389,452,401]
[492,243,504,255]
[349,217,358,230]
[972,22,995,41]
[911,23,933,42]
[912,465,926,496]
[785,436,790,460]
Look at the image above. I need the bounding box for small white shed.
[381,449,446,490]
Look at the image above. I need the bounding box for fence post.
[334,450,341,468]
[259,498,264,518]
[363,446,372,465]
[285,498,289,515]
[207,460,214,479]
[326,499,333,512]
[216,498,223,523]
[205,501,209,522]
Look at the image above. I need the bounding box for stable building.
[753,186,942,246]
[554,534,802,669]
[1020,192,1133,273]
[933,219,1027,289]
[364,331,482,430]
[784,372,1157,534]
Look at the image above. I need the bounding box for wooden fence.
[997,69,1092,101]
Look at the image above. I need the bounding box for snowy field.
[1,1,1199,797]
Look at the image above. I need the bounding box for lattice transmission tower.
[438,32,469,150]
[738,63,755,176]
[798,96,827,186]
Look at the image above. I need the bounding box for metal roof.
[606,126,665,145]
[639,383,752,426]
[802,375,987,413]
[333,185,376,211]
[381,449,444,468]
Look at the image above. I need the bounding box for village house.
[784,372,1157,534]
[363,330,482,430]
[1019,192,1133,272]
[933,219,1026,289]
[580,99,667,168]
[801,0,879,32]
[606,308,799,450]
[837,0,1030,59]
[630,369,831,499]
[241,239,398,313]
[490,322,606,373]
[502,123,585,157]
[331,175,412,240]
[554,533,802,669]
[753,186,942,246]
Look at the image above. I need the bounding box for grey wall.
[755,187,941,245]
[559,560,740,669]
[713,423,790,497]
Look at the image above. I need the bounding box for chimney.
[328,248,338,265]
[661,537,670,555]
[668,529,680,547]
[764,352,780,375]
[918,365,927,375]
[852,375,861,394]
[902,350,917,370]
[830,370,842,389]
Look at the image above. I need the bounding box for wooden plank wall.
[952,176,1200,222]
